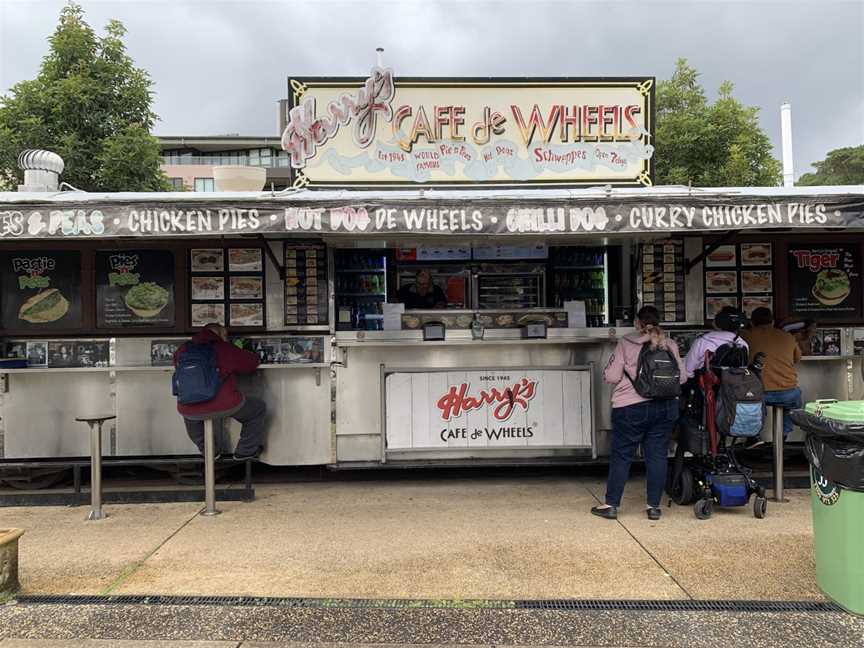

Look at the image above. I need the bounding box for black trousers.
[184,396,266,456]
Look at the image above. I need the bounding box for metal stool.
[74,414,116,521]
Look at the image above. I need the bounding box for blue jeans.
[764,387,802,439]
[606,399,678,508]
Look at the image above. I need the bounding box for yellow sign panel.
[282,71,655,188]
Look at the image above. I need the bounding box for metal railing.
[161,155,289,168]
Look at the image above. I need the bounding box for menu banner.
[97,250,175,327]
[0,251,82,330]
[640,239,685,323]
[1,195,862,239]
[788,245,862,320]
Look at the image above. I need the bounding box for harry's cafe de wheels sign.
[281,67,655,189]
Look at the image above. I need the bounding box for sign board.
[384,368,592,451]
[788,244,863,321]
[0,195,860,240]
[282,72,655,188]
[96,250,176,328]
[0,251,82,331]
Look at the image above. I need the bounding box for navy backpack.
[172,342,221,405]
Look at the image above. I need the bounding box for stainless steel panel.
[336,342,592,463]
[115,369,193,455]
[3,372,113,458]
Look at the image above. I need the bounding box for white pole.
[781,102,794,188]
[376,47,384,68]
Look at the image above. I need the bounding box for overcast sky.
[1,0,862,179]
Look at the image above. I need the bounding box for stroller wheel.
[668,465,695,505]
[754,496,768,519]
[694,498,713,520]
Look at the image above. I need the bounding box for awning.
[1,185,862,240]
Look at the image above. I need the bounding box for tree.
[0,3,170,191]
[654,59,781,187]
[798,145,864,186]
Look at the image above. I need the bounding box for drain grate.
[13,595,843,614]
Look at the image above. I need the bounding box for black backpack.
[626,342,682,400]
[715,367,765,437]
[710,335,749,370]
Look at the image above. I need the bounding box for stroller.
[666,346,769,520]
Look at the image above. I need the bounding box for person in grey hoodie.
[592,306,686,521]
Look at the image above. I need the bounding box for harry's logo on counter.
[108,253,140,286]
[12,256,55,289]
[436,377,538,422]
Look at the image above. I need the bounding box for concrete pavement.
[0,476,820,600]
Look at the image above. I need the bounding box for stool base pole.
[87,422,106,521]
[201,418,221,516]
[772,406,786,503]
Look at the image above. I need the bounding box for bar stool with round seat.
[74,413,117,521]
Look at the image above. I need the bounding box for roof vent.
[17,149,64,192]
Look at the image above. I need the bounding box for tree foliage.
[0,3,169,191]
[654,59,781,187]
[798,145,864,186]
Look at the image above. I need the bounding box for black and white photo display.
[189,247,265,328]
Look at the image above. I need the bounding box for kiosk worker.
[592,306,686,521]
[174,323,266,460]
[742,307,802,440]
[398,270,447,309]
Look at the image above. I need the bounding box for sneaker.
[647,507,662,521]
[744,438,767,450]
[233,445,263,461]
[590,505,618,520]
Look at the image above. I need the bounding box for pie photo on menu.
[191,303,225,327]
[191,276,225,301]
[229,276,263,299]
[741,270,772,294]
[190,249,224,272]
[230,302,264,326]
[705,271,737,293]
[743,296,773,317]
[228,248,263,272]
[741,243,772,266]
[705,245,737,267]
[706,296,739,319]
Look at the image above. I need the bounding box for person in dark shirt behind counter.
[398,269,447,309]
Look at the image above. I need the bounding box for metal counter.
[0,337,332,465]
[333,328,616,464]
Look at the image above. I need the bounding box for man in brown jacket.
[742,307,802,440]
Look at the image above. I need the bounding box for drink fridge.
[334,250,387,330]
[549,246,609,327]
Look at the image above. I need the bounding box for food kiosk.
[1,185,864,479]
[2,70,864,481]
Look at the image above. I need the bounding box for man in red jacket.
[174,323,266,460]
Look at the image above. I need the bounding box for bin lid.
[804,399,864,423]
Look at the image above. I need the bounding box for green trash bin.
[792,400,864,615]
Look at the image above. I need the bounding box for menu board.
[0,251,82,331]
[788,244,862,321]
[703,242,774,319]
[97,250,175,328]
[189,247,266,329]
[284,243,328,327]
[640,239,685,322]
